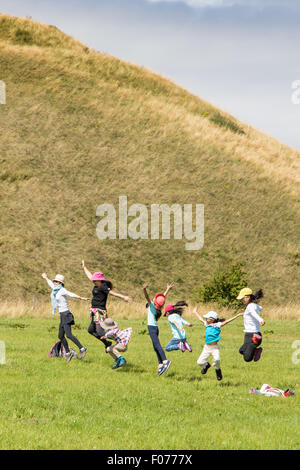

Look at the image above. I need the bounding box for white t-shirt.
[47,280,77,313]
[243,303,263,333]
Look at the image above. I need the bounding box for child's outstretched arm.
[182,317,193,327]
[219,313,244,327]
[164,283,174,299]
[142,283,151,304]
[82,260,92,280]
[64,288,89,302]
[193,307,205,324]
[109,290,132,303]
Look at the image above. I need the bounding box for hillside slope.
[0,14,299,305]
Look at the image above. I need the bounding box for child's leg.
[197,344,211,366]
[64,323,84,350]
[88,319,111,348]
[148,326,167,364]
[107,343,127,359]
[58,322,70,354]
[240,333,261,362]
[165,337,181,351]
[211,344,221,369]
[183,339,192,352]
[95,323,112,348]
[106,344,118,359]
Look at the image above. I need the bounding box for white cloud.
[148,0,226,6]
[147,0,296,7]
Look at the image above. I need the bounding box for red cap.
[163,304,174,316]
[154,293,165,309]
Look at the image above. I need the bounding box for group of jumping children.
[42,261,265,380]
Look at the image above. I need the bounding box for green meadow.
[0,315,299,450]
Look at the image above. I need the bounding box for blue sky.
[1,0,300,150]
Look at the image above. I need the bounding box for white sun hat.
[53,274,65,283]
[203,311,219,320]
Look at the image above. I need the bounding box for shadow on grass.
[114,363,148,374]
[165,371,202,382]
[0,322,27,329]
[218,381,243,387]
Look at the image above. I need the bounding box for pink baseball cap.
[154,293,165,308]
[164,304,174,316]
[91,272,106,281]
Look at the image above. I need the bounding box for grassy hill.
[0,13,299,306]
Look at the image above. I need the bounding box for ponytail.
[166,300,188,316]
[249,289,264,303]
[174,301,188,308]
[103,280,113,290]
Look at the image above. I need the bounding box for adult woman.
[42,272,89,362]
[82,260,131,351]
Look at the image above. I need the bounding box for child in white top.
[236,288,265,363]
[193,308,243,381]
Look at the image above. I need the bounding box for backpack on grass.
[48,340,77,358]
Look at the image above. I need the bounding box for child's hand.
[166,283,174,291]
[41,273,47,279]
[260,319,265,326]
[81,260,85,268]
[142,283,148,290]
[124,296,132,303]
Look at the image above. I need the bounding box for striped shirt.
[104,327,133,347]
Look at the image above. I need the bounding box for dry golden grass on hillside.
[146,96,300,195]
[1,13,299,190]
[3,38,300,195]
[0,13,299,305]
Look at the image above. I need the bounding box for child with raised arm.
[164,302,193,352]
[42,272,89,362]
[143,282,173,376]
[193,308,243,381]
[82,260,131,352]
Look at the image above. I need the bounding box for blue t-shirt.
[168,313,188,340]
[147,301,158,327]
[205,322,222,344]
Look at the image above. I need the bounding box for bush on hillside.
[14,28,33,45]
[194,262,248,308]
[209,112,245,135]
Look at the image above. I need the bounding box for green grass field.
[0,315,299,450]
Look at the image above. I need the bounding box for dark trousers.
[239,332,262,362]
[88,319,111,348]
[148,325,167,364]
[58,311,83,353]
